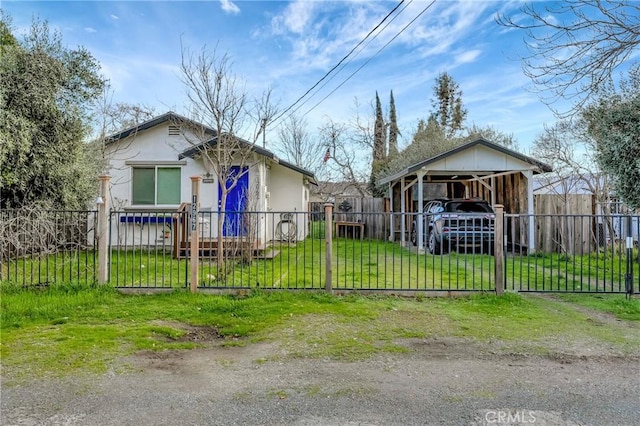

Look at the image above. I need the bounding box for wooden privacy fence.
[309,197,388,240]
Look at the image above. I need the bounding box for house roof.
[378,138,553,185]
[177,132,318,185]
[106,111,317,185]
[105,111,216,143]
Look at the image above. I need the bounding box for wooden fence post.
[190,176,201,293]
[97,175,110,285]
[494,204,505,295]
[324,202,333,293]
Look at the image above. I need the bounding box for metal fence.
[0,209,98,286]
[103,210,497,292]
[1,208,638,295]
[505,213,640,293]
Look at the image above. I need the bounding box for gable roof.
[106,111,317,184]
[178,135,317,184]
[105,111,216,144]
[378,138,553,185]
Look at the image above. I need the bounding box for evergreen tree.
[0,15,106,209]
[586,66,640,208]
[388,90,399,157]
[432,72,467,138]
[368,92,388,197]
[373,91,387,161]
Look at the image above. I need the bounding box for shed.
[378,138,552,251]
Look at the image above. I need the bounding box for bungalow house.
[104,112,317,247]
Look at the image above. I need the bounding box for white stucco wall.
[106,123,215,210]
[429,144,537,173]
[269,163,310,241]
[104,123,311,247]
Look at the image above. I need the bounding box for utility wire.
[281,0,414,121]
[270,0,406,127]
[301,0,436,118]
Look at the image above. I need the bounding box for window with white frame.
[132,166,181,205]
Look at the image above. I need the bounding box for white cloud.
[110,14,119,20]
[84,27,97,33]
[220,0,240,16]
[455,49,482,65]
[271,0,317,35]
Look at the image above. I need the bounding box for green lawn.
[506,250,639,292]
[1,284,638,383]
[2,236,638,293]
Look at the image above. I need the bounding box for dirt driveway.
[2,327,639,426]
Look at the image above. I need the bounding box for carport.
[378,138,552,252]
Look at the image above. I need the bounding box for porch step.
[175,243,278,260]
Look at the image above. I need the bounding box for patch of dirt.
[171,326,222,342]
[396,337,483,360]
[150,320,223,342]
[3,320,640,426]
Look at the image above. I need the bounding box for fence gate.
[108,210,189,288]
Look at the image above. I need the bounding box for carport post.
[190,176,201,293]
[494,204,505,295]
[324,202,334,293]
[388,182,394,241]
[416,171,425,251]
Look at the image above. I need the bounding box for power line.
[301,0,437,118]
[270,0,406,127]
[281,0,415,121]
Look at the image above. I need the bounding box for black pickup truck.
[410,198,495,254]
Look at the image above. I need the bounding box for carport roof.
[378,138,552,185]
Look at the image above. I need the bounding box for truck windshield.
[446,202,492,213]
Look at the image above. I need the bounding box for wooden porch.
[171,204,275,260]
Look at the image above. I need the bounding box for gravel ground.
[2,333,639,426]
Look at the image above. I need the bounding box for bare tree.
[275,113,324,174]
[93,87,157,208]
[531,119,618,253]
[497,1,640,116]
[532,119,612,212]
[318,118,369,197]
[178,43,277,276]
[349,97,375,152]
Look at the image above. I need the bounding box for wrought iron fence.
[505,213,640,293]
[109,210,188,288]
[2,207,637,295]
[103,210,498,292]
[0,209,98,286]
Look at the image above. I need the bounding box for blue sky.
[4,0,563,153]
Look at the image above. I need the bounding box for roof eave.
[378,138,552,184]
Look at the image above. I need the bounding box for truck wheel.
[428,229,444,254]
[410,224,417,246]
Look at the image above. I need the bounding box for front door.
[218,166,248,236]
